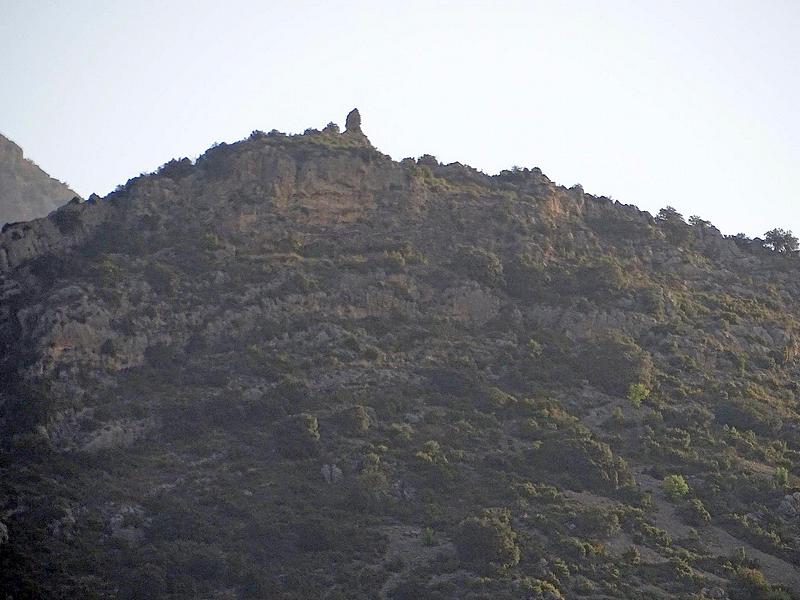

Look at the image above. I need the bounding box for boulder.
[321,463,343,484]
[779,492,800,518]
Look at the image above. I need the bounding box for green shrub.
[627,383,651,408]
[50,208,82,234]
[504,254,549,300]
[483,386,521,413]
[682,498,711,526]
[451,245,503,286]
[729,567,790,600]
[532,433,633,494]
[622,545,641,565]
[415,440,448,465]
[609,406,625,426]
[574,509,621,538]
[656,206,691,245]
[577,256,628,298]
[662,474,689,502]
[774,466,789,489]
[421,527,437,547]
[716,398,782,436]
[520,578,564,599]
[514,481,562,504]
[273,413,320,458]
[579,332,653,396]
[454,508,520,574]
[388,422,414,442]
[350,460,391,511]
[335,405,371,435]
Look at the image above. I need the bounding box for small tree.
[627,383,651,408]
[683,498,711,526]
[729,566,784,600]
[764,228,799,254]
[688,215,712,229]
[774,466,790,489]
[730,232,752,248]
[350,453,390,511]
[656,206,685,223]
[655,206,691,245]
[663,474,690,502]
[335,405,371,435]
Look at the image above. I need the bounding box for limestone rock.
[107,504,147,545]
[321,463,343,484]
[0,134,79,225]
[779,492,800,518]
[342,108,371,145]
[345,108,362,135]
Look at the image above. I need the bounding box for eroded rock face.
[0,134,79,225]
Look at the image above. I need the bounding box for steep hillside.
[2,111,800,599]
[0,133,79,226]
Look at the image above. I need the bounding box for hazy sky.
[2,1,798,237]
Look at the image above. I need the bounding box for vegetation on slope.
[1,116,800,599]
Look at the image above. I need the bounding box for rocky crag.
[2,111,800,599]
[0,133,79,226]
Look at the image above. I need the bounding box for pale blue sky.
[1,1,798,237]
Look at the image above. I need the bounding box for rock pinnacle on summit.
[345,108,362,135]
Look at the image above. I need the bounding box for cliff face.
[2,113,800,599]
[0,133,79,226]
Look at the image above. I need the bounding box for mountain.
[2,111,800,599]
[0,133,79,226]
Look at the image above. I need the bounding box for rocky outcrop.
[0,198,109,271]
[343,107,371,145]
[0,116,402,272]
[0,134,79,225]
[345,108,362,135]
[779,492,800,519]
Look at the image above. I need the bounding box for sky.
[1,0,798,237]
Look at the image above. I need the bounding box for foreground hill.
[0,133,79,226]
[2,112,800,599]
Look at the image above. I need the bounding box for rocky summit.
[0,133,79,226]
[2,112,800,599]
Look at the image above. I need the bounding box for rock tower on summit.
[343,108,370,145]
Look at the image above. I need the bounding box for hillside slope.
[2,112,800,599]
[0,133,79,226]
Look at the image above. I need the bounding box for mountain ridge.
[2,111,800,599]
[0,112,780,275]
[0,133,79,226]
